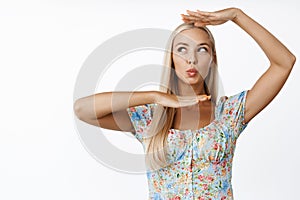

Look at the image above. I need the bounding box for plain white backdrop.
[0,0,299,199]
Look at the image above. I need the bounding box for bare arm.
[73,90,211,132]
[73,91,157,132]
[231,8,296,123]
[183,8,296,124]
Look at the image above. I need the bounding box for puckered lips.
[186,68,198,77]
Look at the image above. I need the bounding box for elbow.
[290,54,296,67]
[286,53,296,69]
[73,99,82,119]
[73,98,97,121]
[275,54,297,70]
[286,54,296,72]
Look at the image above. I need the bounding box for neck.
[177,79,206,96]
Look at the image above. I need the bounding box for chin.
[183,77,202,85]
[176,73,204,85]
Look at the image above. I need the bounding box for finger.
[182,15,205,22]
[186,10,202,17]
[177,96,198,102]
[182,13,203,19]
[186,10,212,20]
[182,14,211,23]
[181,15,194,23]
[196,10,217,20]
[184,12,208,20]
[196,9,212,16]
[181,14,198,19]
[177,96,197,101]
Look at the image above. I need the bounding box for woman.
[74,7,296,199]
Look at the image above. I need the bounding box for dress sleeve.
[220,90,249,139]
[126,103,156,144]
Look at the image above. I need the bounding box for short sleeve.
[219,90,249,139]
[126,103,156,144]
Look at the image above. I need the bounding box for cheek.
[197,53,212,63]
[196,55,213,78]
[198,66,211,79]
[172,54,186,70]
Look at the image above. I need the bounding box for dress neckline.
[169,100,220,132]
[169,118,218,132]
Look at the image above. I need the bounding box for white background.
[0,0,299,199]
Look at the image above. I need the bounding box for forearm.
[232,8,296,68]
[74,91,157,120]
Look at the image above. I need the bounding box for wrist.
[231,8,243,23]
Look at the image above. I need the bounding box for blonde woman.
[73,7,296,200]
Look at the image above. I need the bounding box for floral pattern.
[127,90,249,200]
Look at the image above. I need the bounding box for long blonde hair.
[144,23,222,171]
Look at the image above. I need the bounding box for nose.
[187,59,197,65]
[187,54,197,65]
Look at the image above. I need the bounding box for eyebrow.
[175,42,210,47]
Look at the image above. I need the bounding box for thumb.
[198,94,211,101]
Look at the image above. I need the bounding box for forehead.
[173,28,211,46]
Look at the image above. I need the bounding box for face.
[172,28,214,85]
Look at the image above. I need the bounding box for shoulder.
[215,90,249,120]
[215,90,249,138]
[216,90,248,109]
[126,103,157,131]
[127,103,157,119]
[126,103,158,144]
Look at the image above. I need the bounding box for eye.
[177,47,187,53]
[198,47,208,53]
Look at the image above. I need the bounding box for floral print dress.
[126,90,250,200]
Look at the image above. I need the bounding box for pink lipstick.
[186,68,198,77]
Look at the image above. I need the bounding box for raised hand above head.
[181,7,238,27]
